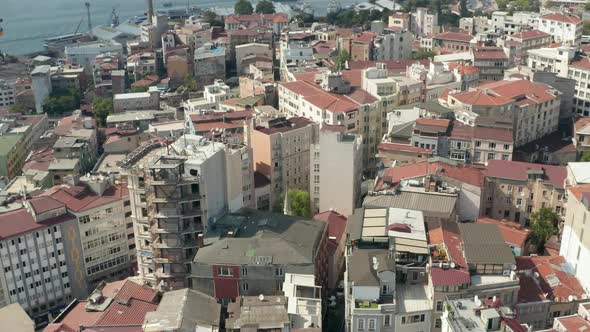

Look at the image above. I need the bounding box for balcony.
[154,268,186,279]
[146,175,200,186]
[153,223,203,234]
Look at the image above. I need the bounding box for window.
[358,319,365,331]
[384,315,391,327]
[276,267,284,276]
[487,153,496,160]
[241,267,248,276]
[218,267,233,277]
[436,300,443,311]
[242,283,249,291]
[489,142,496,148]
[368,319,376,331]
[435,319,442,328]
[504,144,510,150]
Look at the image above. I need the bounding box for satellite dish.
[534,272,540,278]
[568,295,574,302]
[511,264,517,271]
[450,262,456,269]
[258,294,264,301]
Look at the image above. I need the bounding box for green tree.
[412,49,436,59]
[202,10,223,26]
[93,97,113,127]
[335,49,351,70]
[282,189,312,218]
[234,0,254,15]
[9,104,27,114]
[131,86,149,93]
[527,208,559,253]
[586,2,590,11]
[43,88,81,115]
[580,151,590,162]
[183,74,197,92]
[584,21,590,35]
[255,0,275,14]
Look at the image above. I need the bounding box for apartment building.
[431,31,474,52]
[568,57,590,117]
[412,7,439,36]
[0,134,26,179]
[0,79,15,107]
[459,16,491,34]
[537,13,583,46]
[441,297,514,332]
[120,135,254,290]
[527,45,575,77]
[491,11,540,35]
[483,160,566,225]
[514,255,587,330]
[428,219,520,332]
[194,44,226,90]
[0,197,87,325]
[65,42,123,75]
[373,28,413,62]
[345,208,431,332]
[43,175,134,288]
[505,29,551,64]
[449,79,561,147]
[448,123,513,165]
[126,52,157,82]
[574,117,590,154]
[31,65,52,114]
[471,47,509,81]
[224,13,289,35]
[388,13,411,30]
[350,32,376,61]
[191,208,329,304]
[310,128,362,216]
[113,88,160,112]
[251,117,317,212]
[560,181,590,292]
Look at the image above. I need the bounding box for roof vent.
[372,256,379,270]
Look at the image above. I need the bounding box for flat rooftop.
[396,284,430,313]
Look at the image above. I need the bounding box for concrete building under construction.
[120,134,254,291]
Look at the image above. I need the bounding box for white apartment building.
[491,11,540,35]
[120,135,254,289]
[568,57,590,116]
[412,7,439,36]
[310,129,362,216]
[459,16,491,35]
[537,13,583,46]
[527,45,576,77]
[0,80,15,108]
[0,197,88,325]
[203,80,231,107]
[45,175,133,288]
[560,178,590,293]
[113,87,160,112]
[283,273,323,329]
[31,66,52,114]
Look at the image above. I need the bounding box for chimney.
[147,0,154,25]
[198,233,205,248]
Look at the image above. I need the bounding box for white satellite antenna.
[450,262,456,269]
[258,294,264,301]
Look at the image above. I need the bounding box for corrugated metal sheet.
[363,192,456,219]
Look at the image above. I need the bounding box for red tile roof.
[281,81,360,114]
[416,118,451,128]
[441,218,467,268]
[346,88,378,105]
[427,224,444,245]
[486,160,566,189]
[378,142,433,154]
[0,208,74,240]
[510,29,550,40]
[473,51,507,60]
[516,255,586,303]
[555,315,590,331]
[27,196,65,214]
[541,13,582,24]
[450,123,513,143]
[449,63,480,75]
[94,299,158,326]
[314,210,347,244]
[451,90,513,106]
[41,183,129,212]
[352,32,377,44]
[476,218,530,247]
[570,56,590,71]
[430,266,471,286]
[574,116,590,132]
[434,31,474,43]
[376,161,485,189]
[478,79,559,105]
[44,302,102,332]
[23,146,54,172]
[568,183,590,201]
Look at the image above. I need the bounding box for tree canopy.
[581,151,590,162]
[459,0,470,17]
[527,208,559,254]
[334,49,351,71]
[234,0,254,15]
[281,189,312,218]
[412,49,436,60]
[202,10,223,27]
[93,97,113,127]
[255,0,275,14]
[43,88,81,115]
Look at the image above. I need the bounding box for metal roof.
[459,223,515,265]
[363,192,456,219]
